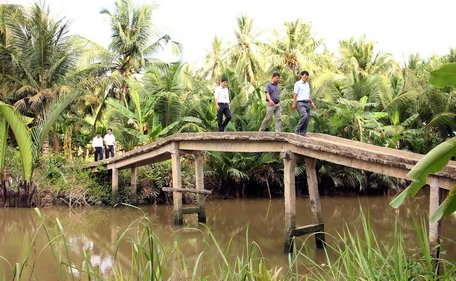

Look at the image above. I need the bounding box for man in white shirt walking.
[104,128,116,158]
[214,77,232,132]
[291,71,316,136]
[92,132,104,161]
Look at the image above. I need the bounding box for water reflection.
[0,193,454,279]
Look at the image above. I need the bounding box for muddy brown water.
[0,193,455,279]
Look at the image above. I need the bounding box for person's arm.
[214,89,220,111]
[265,84,275,106]
[214,97,219,111]
[309,84,316,109]
[291,82,298,110]
[266,92,275,106]
[291,93,297,110]
[310,98,316,109]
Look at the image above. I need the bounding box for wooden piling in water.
[429,183,442,261]
[281,151,296,253]
[111,168,118,206]
[195,152,206,223]
[304,157,325,248]
[130,167,137,205]
[171,143,183,225]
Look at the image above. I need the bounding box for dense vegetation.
[0,1,455,206]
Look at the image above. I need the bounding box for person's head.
[300,70,309,81]
[107,128,112,135]
[271,72,281,84]
[96,132,101,138]
[220,77,228,88]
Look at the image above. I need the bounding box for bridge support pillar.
[171,144,183,225]
[305,157,325,248]
[195,152,206,223]
[429,183,442,262]
[130,167,137,205]
[282,151,296,253]
[111,168,119,206]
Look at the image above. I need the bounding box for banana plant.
[0,92,78,184]
[391,63,456,221]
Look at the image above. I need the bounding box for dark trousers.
[105,145,114,158]
[217,103,232,132]
[94,147,103,161]
[295,101,311,136]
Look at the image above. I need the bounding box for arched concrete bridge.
[87,132,456,254]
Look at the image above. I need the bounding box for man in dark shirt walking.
[259,73,282,132]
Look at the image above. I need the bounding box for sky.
[3,0,456,66]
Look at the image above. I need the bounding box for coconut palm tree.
[0,3,77,116]
[267,19,323,75]
[229,15,264,97]
[75,0,181,133]
[203,36,226,82]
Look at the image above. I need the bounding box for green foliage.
[391,138,456,221]
[305,214,456,280]
[34,154,110,205]
[0,118,7,178]
[0,102,33,182]
[430,63,456,87]
[391,62,456,221]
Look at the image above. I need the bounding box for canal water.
[0,193,455,279]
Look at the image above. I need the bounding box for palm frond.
[31,91,80,164]
[0,102,33,181]
[0,118,7,177]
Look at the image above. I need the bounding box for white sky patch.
[3,0,456,65]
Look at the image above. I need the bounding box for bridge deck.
[87,132,456,190]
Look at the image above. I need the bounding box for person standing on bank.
[259,73,282,132]
[291,70,316,136]
[104,128,116,159]
[214,77,231,132]
[92,132,104,161]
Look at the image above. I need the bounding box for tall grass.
[300,213,456,280]
[0,208,455,280]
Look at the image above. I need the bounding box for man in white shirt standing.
[291,71,316,136]
[214,77,231,132]
[92,132,104,161]
[104,128,116,158]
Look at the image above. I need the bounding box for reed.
[1,208,454,280]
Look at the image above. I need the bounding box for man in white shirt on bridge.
[92,132,104,161]
[104,128,116,159]
[214,77,232,132]
[291,71,316,136]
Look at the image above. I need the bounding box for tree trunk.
[53,131,60,154]
[42,134,49,156]
[64,127,73,160]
